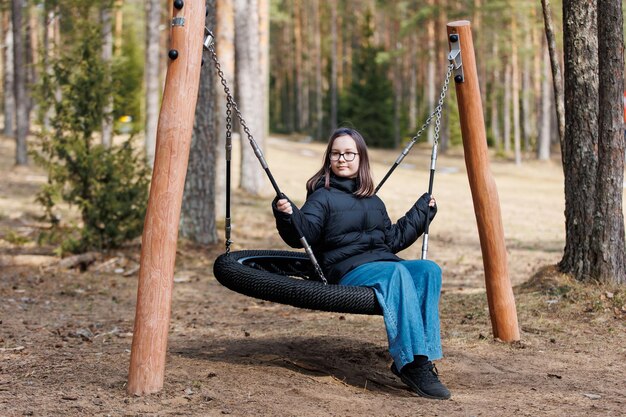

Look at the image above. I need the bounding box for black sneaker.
[391,361,451,400]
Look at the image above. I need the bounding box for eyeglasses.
[329,151,359,162]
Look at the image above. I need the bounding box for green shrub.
[33,18,150,255]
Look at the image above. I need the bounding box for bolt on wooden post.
[127,0,205,396]
[447,20,520,342]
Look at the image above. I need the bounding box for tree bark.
[559,0,599,279]
[592,0,625,283]
[503,63,511,153]
[41,6,56,132]
[329,1,338,131]
[426,0,436,144]
[114,0,123,55]
[392,17,401,148]
[101,5,113,148]
[3,13,15,137]
[540,0,565,153]
[312,0,323,140]
[537,45,552,161]
[408,32,417,133]
[531,5,543,154]
[490,36,500,151]
[144,0,161,166]
[180,0,218,246]
[11,0,28,166]
[511,14,521,165]
[235,0,265,195]
[293,0,303,131]
[25,4,37,117]
[258,0,269,137]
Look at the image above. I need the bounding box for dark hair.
[306,128,375,197]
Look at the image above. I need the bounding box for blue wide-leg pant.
[339,260,443,370]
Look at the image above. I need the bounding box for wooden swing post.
[127,0,205,395]
[446,21,520,342]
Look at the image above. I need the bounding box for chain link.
[409,63,454,147]
[205,30,256,149]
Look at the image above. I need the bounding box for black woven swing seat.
[213,250,382,315]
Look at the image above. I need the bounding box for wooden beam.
[447,20,520,342]
[127,0,205,395]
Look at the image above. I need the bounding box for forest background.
[0,0,625,414]
[0,0,579,235]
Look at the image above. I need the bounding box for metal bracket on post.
[171,17,185,27]
[203,27,214,51]
[448,34,464,83]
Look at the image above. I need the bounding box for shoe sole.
[391,364,451,400]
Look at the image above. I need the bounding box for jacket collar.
[315,173,358,194]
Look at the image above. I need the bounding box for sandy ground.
[0,134,625,416]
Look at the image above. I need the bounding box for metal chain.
[409,63,454,147]
[206,29,329,284]
[206,26,453,256]
[205,29,256,151]
[205,29,238,253]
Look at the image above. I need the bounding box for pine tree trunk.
[511,15,521,165]
[521,61,531,154]
[537,45,552,161]
[532,5,543,154]
[436,0,449,150]
[235,0,265,195]
[490,37,501,151]
[521,18,534,154]
[473,0,487,111]
[258,0,269,137]
[392,18,401,148]
[591,0,625,283]
[283,11,295,132]
[114,0,123,55]
[293,0,303,131]
[11,0,28,166]
[144,0,161,166]
[541,0,565,152]
[312,0,323,140]
[41,6,55,132]
[180,0,218,245]
[3,13,15,137]
[408,32,417,133]
[215,0,235,218]
[300,3,309,132]
[101,6,113,148]
[503,63,511,153]
[559,0,599,279]
[329,1,338,131]
[25,5,37,117]
[426,0,436,144]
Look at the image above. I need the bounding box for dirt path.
[1,135,625,416]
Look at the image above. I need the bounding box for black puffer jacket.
[272,174,436,284]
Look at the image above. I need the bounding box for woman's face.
[329,135,359,179]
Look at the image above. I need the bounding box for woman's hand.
[429,196,436,207]
[276,198,293,215]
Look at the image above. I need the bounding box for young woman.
[272,127,450,400]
